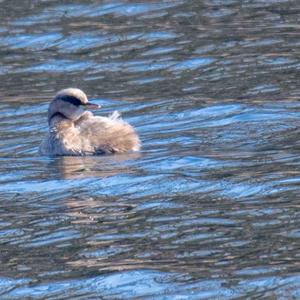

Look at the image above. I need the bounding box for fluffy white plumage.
[39,88,140,156]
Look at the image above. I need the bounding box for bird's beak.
[84,102,101,109]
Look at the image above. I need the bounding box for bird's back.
[75,112,140,154]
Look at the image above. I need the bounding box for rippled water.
[1,0,300,298]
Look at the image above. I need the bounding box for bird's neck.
[48,112,73,129]
[49,112,67,121]
[49,111,68,123]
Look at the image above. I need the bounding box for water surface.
[1,0,300,299]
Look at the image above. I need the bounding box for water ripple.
[1,0,300,298]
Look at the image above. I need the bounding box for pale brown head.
[48,88,100,124]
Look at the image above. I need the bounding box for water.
[1,0,300,298]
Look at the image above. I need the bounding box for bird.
[39,88,140,156]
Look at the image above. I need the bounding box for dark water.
[1,0,300,298]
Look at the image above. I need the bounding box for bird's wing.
[76,113,140,153]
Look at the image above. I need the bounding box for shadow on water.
[1,0,300,299]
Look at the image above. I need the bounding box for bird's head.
[48,88,100,124]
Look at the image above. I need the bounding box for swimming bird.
[39,88,140,156]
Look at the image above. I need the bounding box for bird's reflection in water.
[51,153,141,179]
[45,153,142,270]
[64,195,142,271]
[65,195,136,225]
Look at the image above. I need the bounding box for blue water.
[1,0,300,298]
